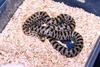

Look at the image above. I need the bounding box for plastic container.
[85,36,100,67]
[0,0,7,15]
[0,0,24,33]
[54,0,100,16]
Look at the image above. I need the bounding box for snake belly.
[22,11,84,57]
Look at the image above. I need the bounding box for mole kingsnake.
[22,11,83,58]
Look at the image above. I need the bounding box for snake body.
[48,31,83,57]
[22,11,83,57]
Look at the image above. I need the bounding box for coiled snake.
[22,11,83,58]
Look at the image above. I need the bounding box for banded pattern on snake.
[22,11,83,57]
[48,31,83,57]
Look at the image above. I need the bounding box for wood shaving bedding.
[0,0,100,67]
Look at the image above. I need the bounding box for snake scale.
[22,11,83,58]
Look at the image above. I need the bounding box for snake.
[22,11,83,57]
